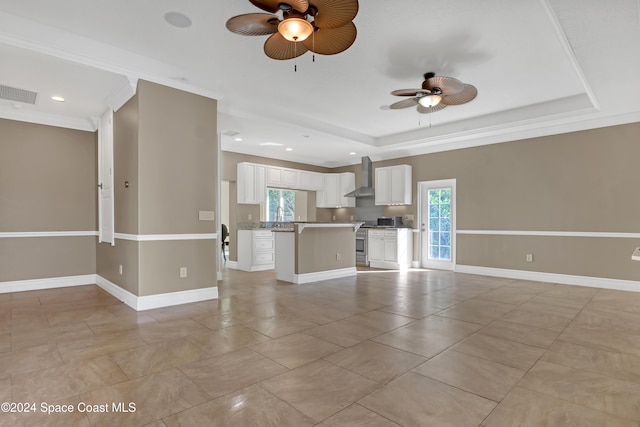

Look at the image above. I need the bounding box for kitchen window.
[267,189,295,222]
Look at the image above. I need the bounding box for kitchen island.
[274,223,362,284]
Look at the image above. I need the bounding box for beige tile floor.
[2,267,640,426]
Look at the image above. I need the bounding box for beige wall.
[0,119,97,231]
[138,81,217,235]
[96,238,139,295]
[139,240,217,296]
[0,119,97,283]
[97,80,218,296]
[1,236,96,282]
[112,93,139,235]
[296,227,356,274]
[371,122,640,281]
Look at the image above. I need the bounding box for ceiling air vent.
[0,85,38,104]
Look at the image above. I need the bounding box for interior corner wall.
[96,81,218,297]
[374,121,640,282]
[0,119,97,284]
[96,93,140,295]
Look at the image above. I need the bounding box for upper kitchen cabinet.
[375,165,412,205]
[237,162,266,204]
[317,172,355,208]
[267,166,298,188]
[298,170,324,191]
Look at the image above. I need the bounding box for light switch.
[199,211,215,221]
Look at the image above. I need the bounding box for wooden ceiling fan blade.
[303,22,356,55]
[422,75,464,94]
[264,32,309,59]
[226,13,279,36]
[390,99,418,109]
[391,89,428,97]
[310,0,359,29]
[250,0,309,13]
[417,103,447,114]
[441,84,478,105]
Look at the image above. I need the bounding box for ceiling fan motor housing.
[228,0,359,60]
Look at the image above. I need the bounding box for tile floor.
[2,267,640,426]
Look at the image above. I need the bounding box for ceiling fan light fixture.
[418,94,442,108]
[278,17,314,41]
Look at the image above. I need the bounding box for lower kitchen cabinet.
[237,230,275,272]
[368,228,413,269]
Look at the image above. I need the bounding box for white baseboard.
[225,261,274,272]
[225,261,239,270]
[95,275,218,311]
[0,274,97,293]
[455,265,640,292]
[0,274,218,310]
[294,267,357,284]
[369,260,411,270]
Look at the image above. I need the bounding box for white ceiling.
[1,0,639,167]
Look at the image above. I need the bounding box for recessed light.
[234,137,243,142]
[260,142,283,146]
[51,96,65,102]
[349,152,357,155]
[164,11,192,28]
[286,148,293,151]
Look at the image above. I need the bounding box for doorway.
[221,180,230,261]
[419,179,456,270]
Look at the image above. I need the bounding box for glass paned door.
[428,189,452,261]
[420,180,456,270]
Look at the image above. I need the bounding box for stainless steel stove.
[355,224,372,266]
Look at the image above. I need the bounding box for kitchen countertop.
[271,222,365,233]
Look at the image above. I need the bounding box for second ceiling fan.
[390,72,478,114]
[226,0,359,61]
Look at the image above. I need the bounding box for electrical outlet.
[332,215,336,221]
[350,215,354,221]
[248,213,252,220]
[526,254,533,262]
[336,253,341,261]
[118,265,123,275]
[180,267,188,278]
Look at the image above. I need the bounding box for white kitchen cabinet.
[298,170,324,191]
[237,229,275,271]
[237,162,266,204]
[368,228,412,269]
[375,165,412,205]
[339,173,356,207]
[319,174,338,207]
[316,172,355,208]
[267,166,298,188]
[367,231,384,262]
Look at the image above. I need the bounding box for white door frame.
[418,179,456,270]
[98,109,115,245]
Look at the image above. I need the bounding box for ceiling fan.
[226,0,359,61]
[390,72,478,114]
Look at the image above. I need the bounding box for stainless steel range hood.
[344,156,375,198]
